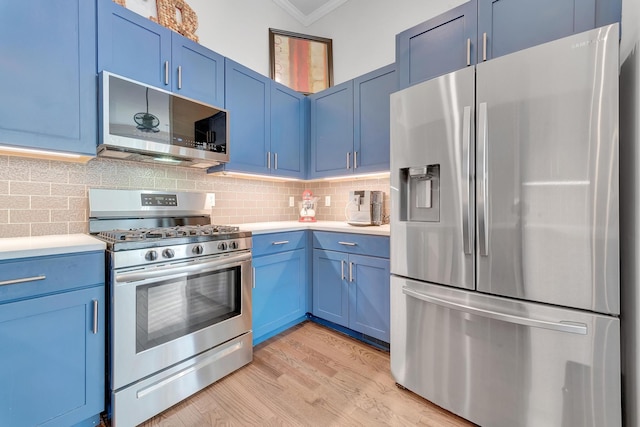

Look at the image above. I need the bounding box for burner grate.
[98,224,240,242]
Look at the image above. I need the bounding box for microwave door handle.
[462,105,472,255]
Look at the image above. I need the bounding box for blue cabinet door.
[253,248,307,344]
[313,249,349,327]
[271,82,307,179]
[0,286,105,426]
[309,81,354,179]
[477,0,621,61]
[222,59,270,174]
[348,254,390,342]
[171,34,225,107]
[0,0,97,156]
[98,0,172,89]
[353,64,397,174]
[396,1,477,89]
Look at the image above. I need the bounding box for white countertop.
[235,221,390,236]
[0,234,106,261]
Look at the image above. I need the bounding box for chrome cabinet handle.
[267,151,271,169]
[482,32,487,61]
[354,151,358,169]
[252,267,256,289]
[478,102,489,257]
[466,38,471,66]
[178,65,182,89]
[274,152,278,170]
[402,287,587,335]
[0,275,46,286]
[349,262,354,282]
[341,260,345,280]
[92,300,99,334]
[346,152,351,169]
[164,61,169,85]
[271,241,289,245]
[462,105,472,255]
[338,241,357,246]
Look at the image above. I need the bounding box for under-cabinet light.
[0,145,92,162]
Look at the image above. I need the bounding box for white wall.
[620,0,640,426]
[157,0,465,83]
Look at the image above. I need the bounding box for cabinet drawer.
[252,231,306,256]
[313,231,389,258]
[0,251,105,304]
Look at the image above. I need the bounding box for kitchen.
[1,0,639,426]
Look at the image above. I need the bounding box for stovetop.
[95,225,252,251]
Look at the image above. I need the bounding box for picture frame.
[269,28,333,95]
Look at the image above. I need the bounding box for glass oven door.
[111,251,252,390]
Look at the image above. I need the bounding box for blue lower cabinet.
[0,286,105,427]
[312,247,390,343]
[252,232,308,345]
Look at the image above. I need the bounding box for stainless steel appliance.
[89,189,252,427]
[390,25,621,427]
[98,72,229,168]
[346,190,384,226]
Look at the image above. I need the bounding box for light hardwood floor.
[125,321,476,426]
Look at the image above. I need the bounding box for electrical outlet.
[206,193,215,207]
[325,196,331,206]
[289,196,295,207]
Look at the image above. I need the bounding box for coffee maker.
[345,190,384,226]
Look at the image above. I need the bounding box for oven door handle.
[115,252,252,283]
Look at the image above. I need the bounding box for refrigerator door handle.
[478,102,489,256]
[402,287,588,335]
[462,105,472,255]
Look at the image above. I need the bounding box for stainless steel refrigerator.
[390,24,621,427]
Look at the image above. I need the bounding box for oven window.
[136,266,241,353]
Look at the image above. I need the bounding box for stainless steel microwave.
[98,72,229,168]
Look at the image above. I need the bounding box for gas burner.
[97,224,242,245]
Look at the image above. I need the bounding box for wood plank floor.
[124,321,476,426]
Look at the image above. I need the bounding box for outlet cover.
[206,193,215,207]
[325,196,331,206]
[289,196,295,207]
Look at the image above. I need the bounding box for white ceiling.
[272,0,349,26]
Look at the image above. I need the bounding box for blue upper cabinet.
[353,64,397,174]
[98,0,224,107]
[218,59,271,174]
[271,83,307,178]
[0,0,97,156]
[397,1,477,88]
[309,80,354,178]
[209,59,307,179]
[477,0,621,61]
[397,0,621,89]
[310,64,396,179]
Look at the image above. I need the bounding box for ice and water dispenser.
[399,164,440,222]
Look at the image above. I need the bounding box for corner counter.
[235,221,390,236]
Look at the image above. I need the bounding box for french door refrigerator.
[390,24,620,427]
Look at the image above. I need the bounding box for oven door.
[111,250,252,390]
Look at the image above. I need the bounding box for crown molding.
[272,0,348,26]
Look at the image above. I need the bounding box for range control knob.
[217,242,228,251]
[192,244,204,255]
[145,250,158,261]
[162,248,175,259]
[229,241,238,250]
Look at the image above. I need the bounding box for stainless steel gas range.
[89,189,253,427]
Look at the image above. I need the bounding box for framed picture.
[269,28,333,95]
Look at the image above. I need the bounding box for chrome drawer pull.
[338,241,357,246]
[272,241,290,245]
[0,275,46,286]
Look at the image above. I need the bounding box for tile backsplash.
[0,155,390,238]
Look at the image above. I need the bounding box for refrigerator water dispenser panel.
[400,164,440,222]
